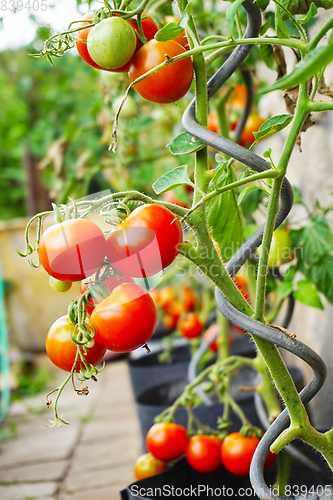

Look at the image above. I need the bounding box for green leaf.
[206,165,243,261]
[186,3,193,16]
[260,18,273,35]
[292,186,304,205]
[179,11,190,28]
[279,0,332,16]
[154,23,185,42]
[211,161,228,187]
[276,280,294,299]
[291,215,333,303]
[298,2,318,23]
[259,44,277,71]
[152,165,192,194]
[237,185,261,206]
[261,44,333,93]
[226,0,246,28]
[275,6,291,38]
[253,114,293,141]
[167,131,206,155]
[294,280,323,309]
[255,0,270,11]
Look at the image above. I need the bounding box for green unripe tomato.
[257,228,293,268]
[87,17,136,70]
[49,276,73,293]
[112,94,137,119]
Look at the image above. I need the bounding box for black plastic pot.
[134,367,304,451]
[121,440,332,500]
[128,345,191,398]
[128,335,256,399]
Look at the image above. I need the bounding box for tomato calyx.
[239,425,263,439]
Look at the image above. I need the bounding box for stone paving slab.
[0,460,68,483]
[0,481,58,500]
[0,359,142,500]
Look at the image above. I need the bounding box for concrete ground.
[0,359,141,500]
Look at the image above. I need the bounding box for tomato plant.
[134,453,168,480]
[128,40,193,104]
[146,422,188,462]
[46,315,106,372]
[186,434,222,473]
[38,219,107,282]
[80,273,134,315]
[221,432,276,476]
[179,312,203,338]
[90,282,157,352]
[87,17,137,70]
[106,204,183,278]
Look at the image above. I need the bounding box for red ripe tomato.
[146,422,188,462]
[46,315,106,372]
[183,286,196,312]
[239,113,266,147]
[76,12,158,72]
[134,453,168,480]
[179,312,203,339]
[220,432,277,476]
[106,204,183,278]
[90,282,157,352]
[229,84,247,112]
[186,435,222,473]
[128,40,193,104]
[162,190,189,208]
[204,324,234,352]
[80,273,134,315]
[38,219,107,282]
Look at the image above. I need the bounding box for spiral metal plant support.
[182,1,329,498]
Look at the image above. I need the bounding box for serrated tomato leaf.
[167,131,206,155]
[299,2,317,23]
[206,165,243,261]
[152,165,192,194]
[294,280,323,309]
[227,0,246,28]
[261,44,333,93]
[253,114,293,141]
[154,23,185,42]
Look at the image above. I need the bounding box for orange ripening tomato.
[134,453,168,480]
[229,84,247,112]
[239,113,266,147]
[179,312,203,339]
[106,204,183,278]
[159,286,175,310]
[186,435,222,473]
[90,283,157,352]
[146,422,188,461]
[128,40,193,104]
[183,286,196,312]
[162,300,183,330]
[221,432,277,476]
[80,273,134,315]
[38,219,107,282]
[207,110,219,134]
[46,315,106,372]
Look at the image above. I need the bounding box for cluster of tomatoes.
[76,11,193,104]
[207,84,266,147]
[41,204,183,371]
[150,285,204,338]
[134,422,276,480]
